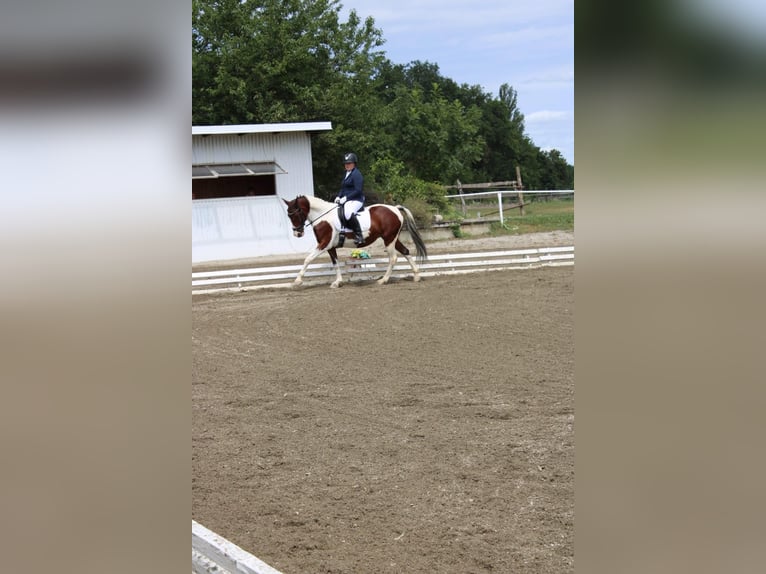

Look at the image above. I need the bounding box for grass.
[454,197,574,235]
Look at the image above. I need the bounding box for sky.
[339,0,574,164]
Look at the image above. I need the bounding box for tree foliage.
[192,0,574,202]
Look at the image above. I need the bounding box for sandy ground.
[193,232,574,573]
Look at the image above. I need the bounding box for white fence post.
[497,191,504,225]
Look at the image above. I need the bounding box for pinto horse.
[283,195,428,288]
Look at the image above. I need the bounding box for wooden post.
[456,179,466,216]
[515,166,525,216]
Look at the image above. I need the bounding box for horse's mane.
[305,195,334,210]
[306,195,388,211]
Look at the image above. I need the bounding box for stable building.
[192,122,332,263]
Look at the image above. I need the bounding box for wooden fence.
[192,246,574,294]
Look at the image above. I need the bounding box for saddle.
[336,205,368,248]
[336,205,364,228]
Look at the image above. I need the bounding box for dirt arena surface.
[193,233,574,573]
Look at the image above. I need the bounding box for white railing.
[193,520,283,574]
[192,246,574,294]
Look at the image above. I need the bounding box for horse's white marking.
[293,196,420,288]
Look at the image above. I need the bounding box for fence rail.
[442,189,574,199]
[443,189,573,224]
[192,520,281,574]
[192,246,574,294]
[193,520,283,574]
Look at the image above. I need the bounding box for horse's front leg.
[327,246,344,289]
[294,247,324,287]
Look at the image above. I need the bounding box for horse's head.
[284,196,309,237]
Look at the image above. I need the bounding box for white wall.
[192,130,322,263]
[192,196,316,263]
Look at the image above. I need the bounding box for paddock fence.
[443,189,574,225]
[192,245,574,294]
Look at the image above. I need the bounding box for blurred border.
[6,1,766,572]
[576,1,766,572]
[0,3,189,573]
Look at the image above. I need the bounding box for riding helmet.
[343,152,358,164]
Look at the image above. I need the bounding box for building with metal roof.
[192,122,332,263]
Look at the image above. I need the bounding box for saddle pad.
[338,208,371,233]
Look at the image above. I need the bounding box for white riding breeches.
[342,200,363,221]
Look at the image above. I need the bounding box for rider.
[335,152,365,246]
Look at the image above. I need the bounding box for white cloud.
[342,0,573,34]
[526,110,570,122]
[517,67,574,94]
[484,24,573,50]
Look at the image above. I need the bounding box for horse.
[283,195,428,288]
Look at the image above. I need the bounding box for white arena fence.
[193,520,283,574]
[192,246,574,294]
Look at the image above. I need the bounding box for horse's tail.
[397,205,428,263]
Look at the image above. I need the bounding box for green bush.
[437,203,465,223]
[369,156,449,212]
[400,197,433,228]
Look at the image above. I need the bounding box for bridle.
[286,200,308,232]
[287,197,338,232]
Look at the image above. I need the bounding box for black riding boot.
[348,213,365,246]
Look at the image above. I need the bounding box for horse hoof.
[293,280,303,288]
[330,282,341,289]
[377,278,388,285]
[413,276,421,282]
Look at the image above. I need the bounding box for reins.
[289,202,337,231]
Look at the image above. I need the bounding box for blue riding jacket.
[337,167,365,204]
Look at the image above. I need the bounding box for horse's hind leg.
[378,241,399,285]
[395,239,420,282]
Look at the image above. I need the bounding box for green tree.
[469,84,526,182]
[378,85,483,183]
[193,0,385,126]
[534,149,574,189]
[192,1,574,202]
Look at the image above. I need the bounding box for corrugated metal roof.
[192,122,332,136]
